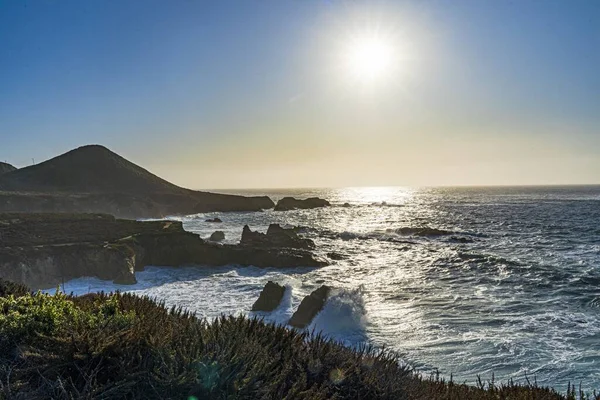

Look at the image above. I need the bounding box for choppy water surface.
[60,186,600,391]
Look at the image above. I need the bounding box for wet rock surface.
[274,197,330,211]
[0,213,326,289]
[288,285,331,328]
[209,231,225,241]
[327,251,346,261]
[251,281,286,311]
[241,224,315,249]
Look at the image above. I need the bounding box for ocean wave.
[252,285,295,325]
[319,226,472,244]
[331,230,416,245]
[309,287,368,345]
[387,227,456,236]
[588,297,600,308]
[456,251,525,267]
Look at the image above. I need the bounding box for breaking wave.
[309,287,368,346]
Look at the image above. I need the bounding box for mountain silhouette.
[0,145,273,217]
[0,162,16,175]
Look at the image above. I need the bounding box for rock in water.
[288,285,331,328]
[252,281,286,311]
[241,225,264,245]
[265,224,314,249]
[209,231,225,241]
[113,270,137,285]
[241,224,314,249]
[205,218,222,223]
[0,214,327,290]
[274,197,330,211]
[327,251,345,261]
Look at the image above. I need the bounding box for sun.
[344,34,396,84]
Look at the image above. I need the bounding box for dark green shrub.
[0,279,29,297]
[0,283,596,399]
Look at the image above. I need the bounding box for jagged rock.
[209,231,225,241]
[0,214,327,289]
[288,285,331,328]
[241,224,314,249]
[274,197,331,211]
[252,281,286,311]
[205,218,222,223]
[113,270,137,285]
[327,252,345,261]
[241,225,263,244]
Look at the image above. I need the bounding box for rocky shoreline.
[0,145,333,218]
[0,213,326,289]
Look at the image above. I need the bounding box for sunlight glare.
[345,35,395,83]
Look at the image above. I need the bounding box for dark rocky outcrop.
[205,218,222,223]
[0,213,326,289]
[0,162,16,175]
[392,227,454,236]
[274,197,330,211]
[209,231,225,241]
[288,285,331,328]
[241,224,314,249]
[0,145,274,218]
[251,281,286,312]
[327,251,346,261]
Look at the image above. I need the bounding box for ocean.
[55,186,600,391]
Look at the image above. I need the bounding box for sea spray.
[49,186,600,390]
[252,285,294,326]
[308,286,368,346]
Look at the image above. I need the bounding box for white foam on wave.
[49,265,310,320]
[308,286,368,346]
[250,285,295,326]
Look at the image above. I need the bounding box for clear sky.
[1,0,599,188]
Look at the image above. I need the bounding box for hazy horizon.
[1,1,599,189]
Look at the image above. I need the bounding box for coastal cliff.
[0,145,274,218]
[0,213,325,289]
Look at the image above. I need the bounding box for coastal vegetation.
[0,279,595,400]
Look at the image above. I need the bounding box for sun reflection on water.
[339,186,414,205]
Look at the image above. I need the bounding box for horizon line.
[200,183,600,192]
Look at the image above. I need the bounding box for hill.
[0,145,186,194]
[0,145,273,217]
[0,162,16,175]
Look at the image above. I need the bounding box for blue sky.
[1,0,598,188]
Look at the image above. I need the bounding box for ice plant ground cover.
[0,279,597,400]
